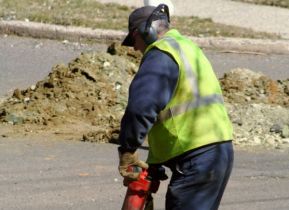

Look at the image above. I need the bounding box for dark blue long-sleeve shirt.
[119,48,179,152]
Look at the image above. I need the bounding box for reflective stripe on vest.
[157,37,224,122]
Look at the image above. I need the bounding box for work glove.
[118,147,148,184]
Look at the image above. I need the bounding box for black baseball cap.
[122,5,169,46]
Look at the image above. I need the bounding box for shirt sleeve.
[118,48,179,152]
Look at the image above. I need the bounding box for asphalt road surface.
[0,35,289,210]
[0,35,107,97]
[0,136,288,210]
[1,35,289,97]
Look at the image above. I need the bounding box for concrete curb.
[1,20,289,55]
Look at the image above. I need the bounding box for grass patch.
[0,0,130,29]
[0,0,280,39]
[171,16,276,39]
[232,0,289,9]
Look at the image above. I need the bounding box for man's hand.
[118,148,148,182]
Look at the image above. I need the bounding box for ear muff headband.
[139,4,170,45]
[144,4,170,34]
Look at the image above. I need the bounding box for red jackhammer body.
[121,167,160,210]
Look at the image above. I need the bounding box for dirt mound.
[228,103,289,148]
[220,68,289,107]
[0,45,288,149]
[220,68,289,149]
[106,42,142,66]
[0,50,137,142]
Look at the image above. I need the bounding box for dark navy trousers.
[164,141,234,210]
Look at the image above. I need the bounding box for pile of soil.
[227,103,289,148]
[221,68,289,148]
[0,46,137,142]
[220,68,289,107]
[0,43,289,149]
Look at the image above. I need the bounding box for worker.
[118,4,234,210]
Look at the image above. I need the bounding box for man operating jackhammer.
[118,4,234,210]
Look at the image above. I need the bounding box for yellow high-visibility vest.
[145,29,233,164]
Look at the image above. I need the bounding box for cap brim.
[122,32,134,47]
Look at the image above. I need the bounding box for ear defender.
[138,4,170,45]
[138,21,158,45]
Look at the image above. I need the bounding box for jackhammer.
[121,165,167,210]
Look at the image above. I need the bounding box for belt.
[163,141,232,174]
